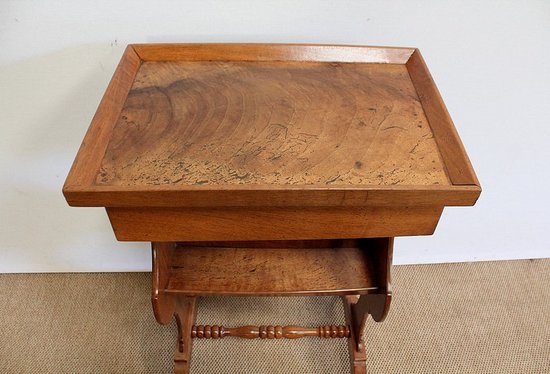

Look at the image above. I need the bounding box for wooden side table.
[63,44,480,373]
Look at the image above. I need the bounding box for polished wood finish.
[165,240,379,296]
[63,44,481,374]
[64,44,480,209]
[65,184,479,208]
[107,205,443,241]
[132,43,415,63]
[191,324,350,339]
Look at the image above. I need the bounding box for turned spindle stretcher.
[191,324,351,339]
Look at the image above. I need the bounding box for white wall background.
[1,1,549,272]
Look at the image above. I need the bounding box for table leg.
[152,242,176,324]
[174,296,198,374]
[343,295,367,374]
[151,242,198,373]
[343,292,392,374]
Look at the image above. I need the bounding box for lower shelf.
[164,239,385,296]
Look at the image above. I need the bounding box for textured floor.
[0,259,548,373]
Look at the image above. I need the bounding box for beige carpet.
[0,259,548,373]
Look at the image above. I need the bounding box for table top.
[63,44,480,208]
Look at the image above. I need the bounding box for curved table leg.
[343,293,391,374]
[174,296,198,374]
[152,242,176,324]
[343,295,367,374]
[343,237,394,373]
[152,242,198,373]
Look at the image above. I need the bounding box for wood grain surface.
[106,205,443,241]
[165,240,379,296]
[63,44,481,208]
[96,60,449,188]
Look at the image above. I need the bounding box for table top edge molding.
[130,43,417,64]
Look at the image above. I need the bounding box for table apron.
[106,206,443,241]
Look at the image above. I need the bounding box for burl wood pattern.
[191,325,350,339]
[97,60,449,187]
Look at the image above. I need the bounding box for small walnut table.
[63,44,480,373]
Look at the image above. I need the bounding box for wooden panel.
[132,43,415,63]
[406,50,480,186]
[165,240,379,296]
[63,46,141,188]
[106,205,443,241]
[65,184,480,207]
